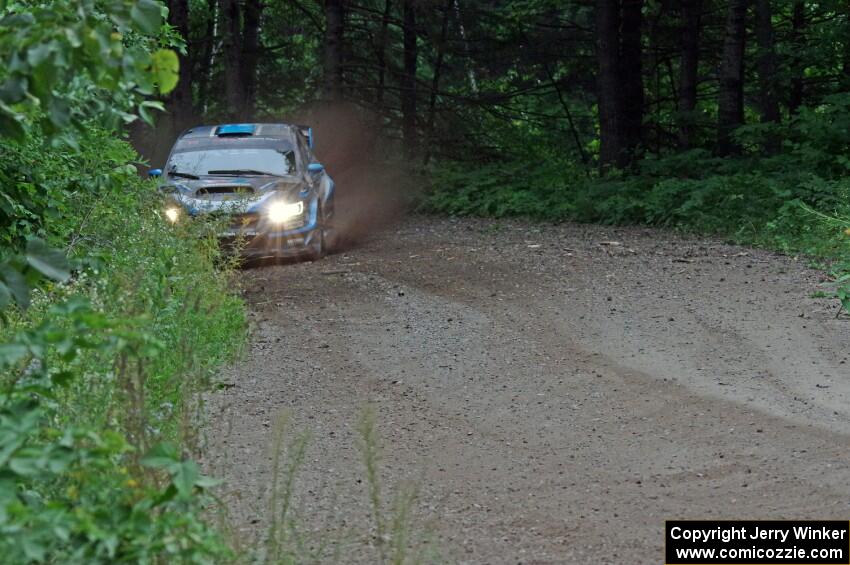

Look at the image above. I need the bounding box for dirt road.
[205,216,850,564]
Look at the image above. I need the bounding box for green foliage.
[0,126,245,562]
[0,301,230,563]
[0,1,245,560]
[0,238,70,310]
[150,48,180,93]
[0,0,177,141]
[259,409,436,565]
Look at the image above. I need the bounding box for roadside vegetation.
[0,1,244,561]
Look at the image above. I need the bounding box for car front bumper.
[218,198,320,258]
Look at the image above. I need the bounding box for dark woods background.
[135,0,850,168]
[129,0,850,257]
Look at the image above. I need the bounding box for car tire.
[323,206,338,253]
[304,206,327,261]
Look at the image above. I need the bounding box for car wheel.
[323,212,338,253]
[304,207,326,261]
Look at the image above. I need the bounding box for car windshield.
[167,148,296,177]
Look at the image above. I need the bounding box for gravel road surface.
[204,216,850,564]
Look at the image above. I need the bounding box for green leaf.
[0,282,10,309]
[150,49,179,95]
[0,77,27,104]
[140,442,180,469]
[26,42,52,67]
[48,97,71,129]
[173,460,199,497]
[0,103,26,141]
[0,264,30,308]
[138,99,164,125]
[194,475,222,489]
[0,343,28,366]
[25,238,70,282]
[131,0,163,35]
[22,537,46,562]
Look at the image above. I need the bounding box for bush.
[0,127,246,563]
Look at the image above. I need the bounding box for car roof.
[171,123,308,156]
[179,123,300,142]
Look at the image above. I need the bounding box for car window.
[167,148,296,176]
[291,134,307,166]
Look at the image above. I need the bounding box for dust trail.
[286,103,420,250]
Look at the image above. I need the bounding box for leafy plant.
[0,298,230,563]
[0,3,246,559]
[0,127,246,561]
[0,238,70,310]
[255,408,436,565]
[0,0,178,140]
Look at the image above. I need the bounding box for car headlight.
[165,207,181,223]
[267,201,303,224]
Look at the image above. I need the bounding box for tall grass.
[245,407,439,565]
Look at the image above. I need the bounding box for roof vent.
[216,124,256,137]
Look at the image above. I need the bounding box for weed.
[265,411,313,564]
[235,407,441,564]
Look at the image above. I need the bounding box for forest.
[0,0,849,562]
[129,0,850,292]
[137,0,850,255]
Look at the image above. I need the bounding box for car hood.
[165,174,310,215]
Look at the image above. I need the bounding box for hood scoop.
[194,185,256,199]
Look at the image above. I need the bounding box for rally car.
[150,123,336,259]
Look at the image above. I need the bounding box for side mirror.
[149,168,163,178]
[307,163,324,174]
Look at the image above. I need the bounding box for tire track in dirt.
[205,216,850,564]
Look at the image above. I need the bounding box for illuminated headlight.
[164,207,181,223]
[267,201,303,224]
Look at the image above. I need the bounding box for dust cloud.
[286,103,420,250]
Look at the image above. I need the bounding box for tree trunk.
[716,0,748,156]
[843,4,850,88]
[789,1,804,113]
[220,0,244,120]
[375,0,392,113]
[596,0,623,169]
[619,0,644,158]
[453,0,478,92]
[196,0,217,116]
[242,0,262,120]
[678,0,701,148]
[401,0,417,158]
[755,0,779,125]
[323,0,345,103]
[166,0,193,131]
[423,0,452,165]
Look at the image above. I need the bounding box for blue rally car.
[150,123,336,259]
